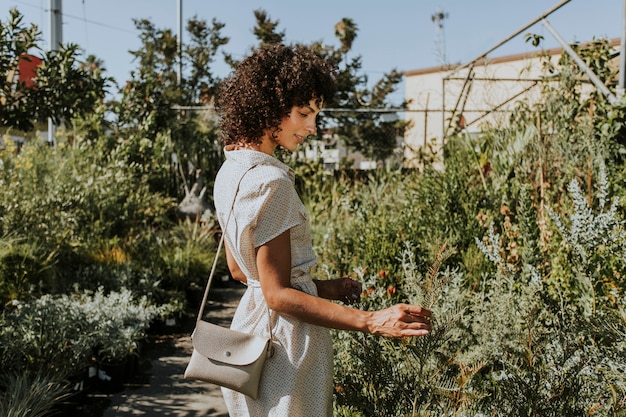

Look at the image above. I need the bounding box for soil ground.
[60,283,245,417]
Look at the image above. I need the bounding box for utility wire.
[61,12,136,34]
[10,0,135,34]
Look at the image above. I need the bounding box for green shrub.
[0,238,58,303]
[330,165,626,416]
[0,288,170,377]
[333,243,484,416]
[466,164,626,415]
[0,295,91,375]
[0,136,178,300]
[156,216,223,291]
[76,287,165,364]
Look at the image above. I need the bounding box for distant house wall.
[403,38,620,168]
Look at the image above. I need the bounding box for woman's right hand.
[368,304,432,338]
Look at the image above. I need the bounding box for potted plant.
[78,287,162,391]
[0,295,94,400]
[94,324,139,392]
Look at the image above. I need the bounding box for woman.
[213,43,432,417]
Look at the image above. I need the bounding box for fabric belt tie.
[246,275,311,289]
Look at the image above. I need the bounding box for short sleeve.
[249,175,304,248]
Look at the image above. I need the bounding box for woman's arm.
[224,242,247,284]
[314,278,362,305]
[257,230,432,338]
[226,231,361,303]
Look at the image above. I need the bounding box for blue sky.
[7,0,623,103]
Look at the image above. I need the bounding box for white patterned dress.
[213,147,334,417]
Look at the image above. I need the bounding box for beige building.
[403,38,621,168]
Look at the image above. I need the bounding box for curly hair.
[216,43,337,146]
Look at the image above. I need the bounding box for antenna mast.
[431,8,449,65]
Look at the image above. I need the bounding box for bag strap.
[195,165,273,342]
[196,165,252,323]
[195,231,228,323]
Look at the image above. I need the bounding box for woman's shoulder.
[251,163,291,181]
[241,164,293,198]
[214,153,294,203]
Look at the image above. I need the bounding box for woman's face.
[261,98,320,154]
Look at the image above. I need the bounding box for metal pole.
[542,19,619,105]
[48,0,62,148]
[441,77,446,143]
[177,0,182,85]
[49,0,62,48]
[424,93,430,147]
[446,65,474,136]
[445,0,572,80]
[618,0,626,96]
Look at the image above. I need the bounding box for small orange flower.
[378,269,388,278]
[387,285,397,296]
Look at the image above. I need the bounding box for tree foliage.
[0,8,109,133]
[252,9,286,47]
[0,8,40,132]
[109,16,229,198]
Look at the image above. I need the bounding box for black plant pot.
[65,367,90,400]
[96,357,129,393]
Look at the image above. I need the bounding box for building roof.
[404,37,621,77]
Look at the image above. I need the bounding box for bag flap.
[191,320,270,366]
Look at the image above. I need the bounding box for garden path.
[94,284,245,417]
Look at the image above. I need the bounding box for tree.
[185,16,229,104]
[113,19,180,140]
[0,8,109,134]
[35,44,109,127]
[252,9,285,47]
[113,17,228,134]
[111,16,229,199]
[334,18,357,54]
[324,19,407,163]
[0,8,40,132]
[332,68,408,163]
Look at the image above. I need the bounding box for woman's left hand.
[315,278,362,305]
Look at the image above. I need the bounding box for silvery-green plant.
[471,165,626,416]
[546,164,626,314]
[77,287,164,363]
[0,287,169,375]
[0,295,91,374]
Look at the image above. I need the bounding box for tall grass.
[0,372,70,417]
